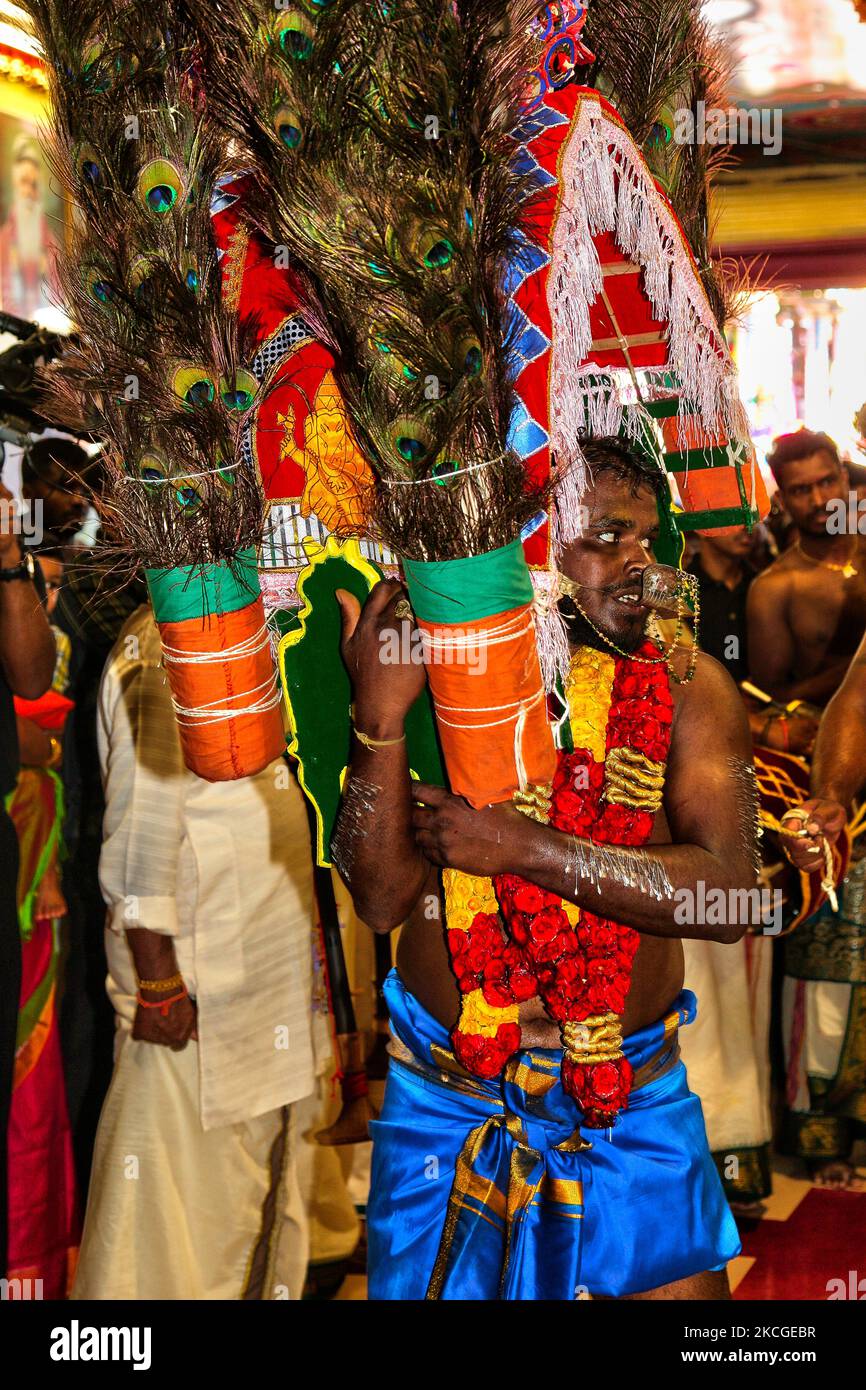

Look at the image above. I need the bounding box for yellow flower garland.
[442,869,519,1037]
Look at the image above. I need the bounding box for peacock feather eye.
[172,480,203,515]
[136,450,169,496]
[390,416,431,467]
[274,10,315,60]
[172,364,216,409]
[648,106,674,148]
[457,335,483,377]
[137,158,184,214]
[180,253,199,294]
[369,329,417,381]
[273,106,303,149]
[129,252,155,294]
[75,143,103,190]
[81,40,111,92]
[214,453,236,491]
[418,228,454,271]
[431,458,459,486]
[82,259,114,306]
[219,369,257,412]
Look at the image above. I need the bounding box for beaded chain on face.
[557,567,700,684]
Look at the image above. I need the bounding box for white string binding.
[160,623,272,666]
[171,672,282,726]
[122,458,243,485]
[380,454,507,487]
[161,624,282,727]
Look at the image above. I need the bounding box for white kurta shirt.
[97,604,316,1130]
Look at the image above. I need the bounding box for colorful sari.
[6,767,79,1298]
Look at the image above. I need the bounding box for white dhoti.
[72,1037,308,1300]
[73,607,319,1299]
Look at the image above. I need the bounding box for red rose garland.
[447,641,674,1122]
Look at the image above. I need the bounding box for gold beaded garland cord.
[557,569,701,684]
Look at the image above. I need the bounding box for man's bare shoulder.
[749,548,802,592]
[667,649,750,742]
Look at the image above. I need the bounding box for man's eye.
[597,531,618,543]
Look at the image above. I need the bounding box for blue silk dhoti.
[367,971,740,1300]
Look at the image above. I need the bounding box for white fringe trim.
[547,97,751,473]
[531,568,571,692]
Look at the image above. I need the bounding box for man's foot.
[808,1159,865,1191]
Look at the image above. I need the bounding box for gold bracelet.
[137,972,184,993]
[350,705,406,750]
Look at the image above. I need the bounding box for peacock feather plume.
[187,0,546,561]
[22,0,264,572]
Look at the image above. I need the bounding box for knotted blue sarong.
[367,970,740,1300]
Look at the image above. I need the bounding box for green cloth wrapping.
[402,539,533,625]
[145,548,261,624]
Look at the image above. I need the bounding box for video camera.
[0,309,91,448]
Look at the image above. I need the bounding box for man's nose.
[622,536,651,574]
[811,484,833,509]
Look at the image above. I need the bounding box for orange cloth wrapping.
[157,596,284,782]
[418,603,556,808]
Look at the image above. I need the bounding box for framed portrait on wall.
[0,51,63,325]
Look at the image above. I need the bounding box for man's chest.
[788,569,866,656]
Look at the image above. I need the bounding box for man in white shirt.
[73,604,318,1299]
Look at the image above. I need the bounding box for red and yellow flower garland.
[443,640,673,1127]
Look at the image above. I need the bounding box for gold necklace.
[795,538,858,580]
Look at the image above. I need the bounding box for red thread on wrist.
[136,987,189,1018]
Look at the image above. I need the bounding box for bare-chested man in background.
[748,430,866,709]
[750,430,866,1188]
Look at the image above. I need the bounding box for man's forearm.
[519,821,757,943]
[811,676,866,805]
[125,927,180,983]
[772,659,851,707]
[334,707,429,932]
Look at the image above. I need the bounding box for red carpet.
[734,1188,866,1300]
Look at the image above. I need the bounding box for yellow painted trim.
[0,71,47,119]
[713,166,866,249]
[277,535,380,867]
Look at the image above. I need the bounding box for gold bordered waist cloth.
[365,970,740,1299]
